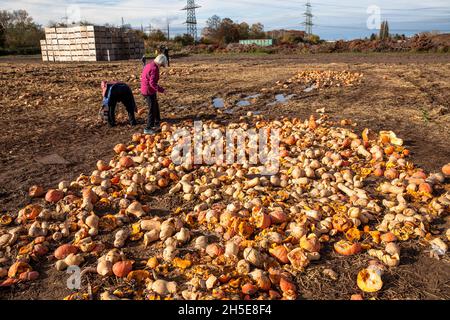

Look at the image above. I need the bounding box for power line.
[302,0,313,35]
[181,0,200,41]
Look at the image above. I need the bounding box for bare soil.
[0,53,449,300]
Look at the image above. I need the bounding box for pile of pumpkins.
[0,115,449,300]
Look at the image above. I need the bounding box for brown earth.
[0,52,449,300]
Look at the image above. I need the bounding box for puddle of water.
[272,94,295,104]
[275,94,286,103]
[224,109,234,114]
[213,98,225,109]
[237,100,251,107]
[304,84,318,93]
[246,94,261,99]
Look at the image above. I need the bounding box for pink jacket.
[141,61,165,96]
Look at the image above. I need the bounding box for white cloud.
[1,0,449,39]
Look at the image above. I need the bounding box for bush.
[174,34,195,46]
[0,10,44,55]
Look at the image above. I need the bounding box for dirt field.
[0,53,449,300]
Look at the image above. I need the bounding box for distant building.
[239,39,274,47]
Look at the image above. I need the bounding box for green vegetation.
[0,10,44,55]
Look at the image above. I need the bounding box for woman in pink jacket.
[141,54,168,134]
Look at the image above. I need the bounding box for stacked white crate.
[40,26,145,62]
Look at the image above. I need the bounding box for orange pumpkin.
[373,167,384,177]
[21,204,42,220]
[54,244,79,260]
[334,240,362,256]
[161,158,172,168]
[114,144,127,154]
[384,168,399,180]
[45,189,64,203]
[279,277,296,294]
[269,210,287,224]
[29,185,45,198]
[283,136,297,146]
[119,156,134,168]
[112,261,133,278]
[300,235,321,253]
[96,160,111,171]
[8,262,32,278]
[380,232,397,243]
[241,283,258,295]
[342,138,351,148]
[418,183,432,194]
[269,246,289,264]
[255,212,271,229]
[384,146,395,155]
[308,115,317,130]
[157,178,169,188]
[332,215,352,232]
[19,271,39,282]
[442,163,450,176]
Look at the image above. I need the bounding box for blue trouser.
[103,83,137,127]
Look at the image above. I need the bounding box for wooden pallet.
[41,26,145,62]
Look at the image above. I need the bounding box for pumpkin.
[380,232,397,243]
[384,146,395,155]
[114,144,127,154]
[279,277,296,294]
[357,268,383,293]
[112,260,133,278]
[418,183,432,194]
[255,212,271,229]
[269,246,289,264]
[300,235,321,253]
[384,168,399,180]
[442,163,450,176]
[45,189,64,203]
[206,243,224,258]
[269,210,287,224]
[157,178,169,188]
[308,115,317,130]
[29,185,45,198]
[161,158,172,168]
[334,240,362,256]
[119,156,134,168]
[54,244,79,260]
[373,167,384,177]
[241,283,258,295]
[8,262,32,278]
[96,160,111,171]
[19,271,39,282]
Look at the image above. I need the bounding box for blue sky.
[1,0,449,40]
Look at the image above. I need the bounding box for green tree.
[148,29,167,42]
[202,15,222,42]
[217,18,240,44]
[174,34,195,46]
[238,22,250,40]
[249,23,265,39]
[202,15,266,44]
[379,20,390,40]
[2,10,43,50]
